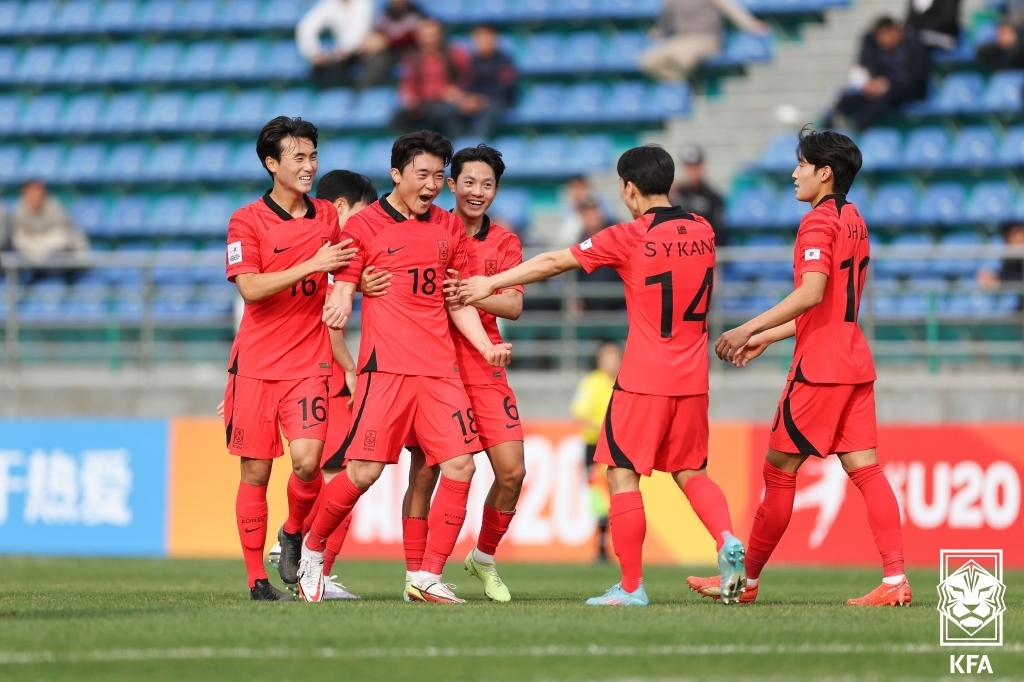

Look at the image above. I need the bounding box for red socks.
[609,491,646,592]
[323,515,352,575]
[307,474,364,552]
[847,463,905,577]
[421,477,471,575]
[403,516,429,572]
[745,461,797,581]
[477,506,515,557]
[283,471,323,535]
[235,482,269,588]
[682,475,733,551]
[302,488,324,537]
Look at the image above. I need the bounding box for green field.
[0,558,1020,681]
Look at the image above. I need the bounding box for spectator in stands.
[390,18,471,139]
[462,25,518,139]
[829,16,930,131]
[670,144,727,246]
[906,0,961,51]
[978,223,1024,289]
[976,21,1024,72]
[296,0,375,89]
[10,180,89,281]
[554,177,614,248]
[576,198,625,311]
[641,0,769,83]
[358,0,426,88]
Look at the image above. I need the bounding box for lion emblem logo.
[484,259,498,277]
[937,558,1006,639]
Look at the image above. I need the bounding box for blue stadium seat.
[490,186,531,233]
[949,126,998,168]
[97,0,136,32]
[0,144,23,185]
[932,232,984,278]
[774,193,809,227]
[222,39,263,80]
[138,41,183,81]
[258,0,305,29]
[966,181,1015,223]
[706,32,773,67]
[56,0,94,33]
[518,34,561,73]
[60,92,104,133]
[726,186,776,229]
[272,88,312,119]
[107,195,149,236]
[310,88,355,128]
[143,142,190,182]
[261,40,306,79]
[507,83,563,124]
[734,235,788,280]
[858,127,902,171]
[867,183,917,225]
[218,0,262,30]
[17,92,62,134]
[349,87,397,128]
[754,133,797,172]
[650,82,690,118]
[178,0,218,30]
[561,82,605,122]
[142,90,188,131]
[101,91,145,132]
[58,143,106,183]
[563,32,604,72]
[192,140,234,181]
[55,42,100,83]
[0,3,18,36]
[603,0,662,19]
[522,134,569,176]
[139,0,175,31]
[224,89,270,130]
[489,136,527,177]
[113,284,143,321]
[358,138,393,177]
[17,44,60,83]
[983,70,1024,113]
[998,125,1024,167]
[20,281,67,322]
[605,31,648,70]
[21,0,59,35]
[103,143,147,182]
[147,194,191,234]
[0,94,19,131]
[911,72,985,114]
[570,134,613,174]
[70,196,108,237]
[603,81,649,122]
[192,193,234,235]
[63,284,111,323]
[917,183,965,226]
[875,233,932,278]
[97,42,140,82]
[902,127,949,168]
[22,143,64,183]
[192,284,236,320]
[318,139,360,172]
[185,90,230,131]
[180,41,223,80]
[229,141,266,181]
[152,285,196,321]
[0,45,18,82]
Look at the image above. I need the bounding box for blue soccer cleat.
[718,532,747,605]
[585,582,649,607]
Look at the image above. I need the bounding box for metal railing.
[1,246,1022,372]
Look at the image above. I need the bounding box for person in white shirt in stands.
[296,0,374,89]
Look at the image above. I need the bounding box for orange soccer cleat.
[686,575,758,604]
[846,578,912,606]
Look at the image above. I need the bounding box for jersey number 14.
[644,266,714,338]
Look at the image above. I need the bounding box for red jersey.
[337,196,470,378]
[226,192,341,380]
[451,216,523,386]
[570,206,715,397]
[790,194,876,384]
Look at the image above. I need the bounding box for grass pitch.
[0,558,1020,681]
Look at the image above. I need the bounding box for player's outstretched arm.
[329,328,358,407]
[234,239,356,303]
[444,271,523,320]
[448,303,512,367]
[457,249,581,305]
[728,321,797,368]
[323,280,356,330]
[715,272,827,362]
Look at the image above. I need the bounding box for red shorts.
[767,380,877,457]
[594,390,709,476]
[320,395,353,470]
[343,372,476,467]
[406,383,523,452]
[224,374,329,459]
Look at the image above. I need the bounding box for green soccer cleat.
[465,552,511,602]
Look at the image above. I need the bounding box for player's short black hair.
[616,145,675,197]
[316,170,378,206]
[796,126,862,195]
[256,116,318,179]
[391,131,453,176]
[451,144,505,184]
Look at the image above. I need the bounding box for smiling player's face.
[267,136,318,196]
[393,153,446,215]
[448,161,497,222]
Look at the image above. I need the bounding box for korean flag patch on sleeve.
[227,241,242,265]
[579,238,593,251]
[804,248,821,261]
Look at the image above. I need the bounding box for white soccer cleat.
[323,575,360,600]
[296,539,325,603]
[407,579,466,604]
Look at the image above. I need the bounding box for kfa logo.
[937,549,1006,647]
[484,259,498,277]
[363,430,377,451]
[437,240,449,264]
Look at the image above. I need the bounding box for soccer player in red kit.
[223,117,356,601]
[688,128,910,606]
[297,131,513,604]
[458,145,746,606]
[395,145,525,602]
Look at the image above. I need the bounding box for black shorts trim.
[328,372,373,467]
[781,378,819,457]
[602,391,635,471]
[584,444,598,468]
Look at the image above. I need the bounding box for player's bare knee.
[496,462,526,495]
[672,468,706,489]
[348,461,385,489]
[440,455,476,482]
[240,458,272,487]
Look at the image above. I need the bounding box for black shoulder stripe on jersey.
[360,348,378,374]
[603,390,636,471]
[782,377,819,457]
[328,372,373,468]
[646,206,695,232]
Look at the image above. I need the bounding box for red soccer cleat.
[686,575,758,604]
[846,579,912,607]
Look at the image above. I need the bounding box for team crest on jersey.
[437,240,449,264]
[677,225,688,234]
[484,259,498,276]
[233,428,245,447]
[363,430,377,450]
